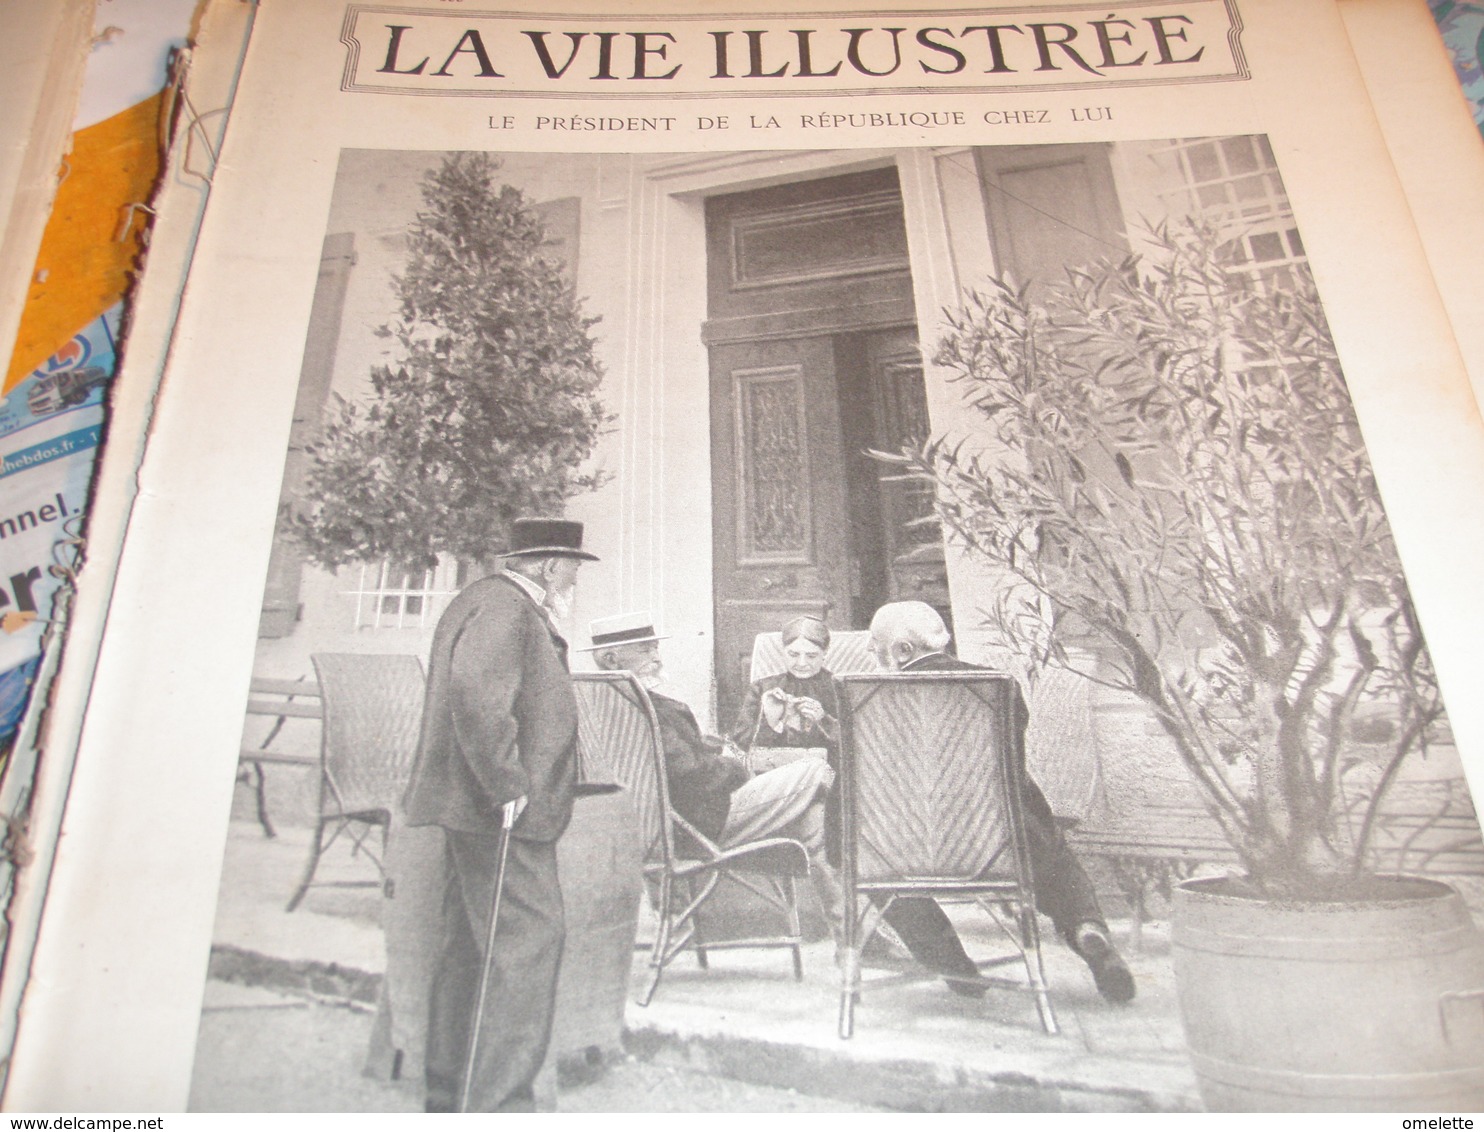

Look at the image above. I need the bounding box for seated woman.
[729,615,842,862]
[729,614,840,757]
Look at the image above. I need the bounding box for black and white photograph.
[185,139,1484,1112]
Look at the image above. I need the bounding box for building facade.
[245,138,1307,813]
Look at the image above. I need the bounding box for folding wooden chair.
[572,671,811,1006]
[835,671,1058,1038]
[286,652,425,912]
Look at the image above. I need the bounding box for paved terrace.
[191,820,1202,1112]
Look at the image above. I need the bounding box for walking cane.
[456,797,519,1113]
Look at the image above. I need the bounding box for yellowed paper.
[9,0,1484,1113]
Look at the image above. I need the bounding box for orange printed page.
[3,93,162,394]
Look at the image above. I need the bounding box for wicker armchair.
[572,671,810,1006]
[286,652,425,912]
[835,671,1057,1038]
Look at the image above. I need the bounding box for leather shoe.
[1075,924,1136,1003]
[942,972,988,1000]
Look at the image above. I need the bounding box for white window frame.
[1160,136,1308,289]
[343,556,459,631]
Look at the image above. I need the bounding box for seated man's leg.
[870,782,1131,1003]
[720,759,843,939]
[727,765,977,988]
[879,897,983,997]
[719,757,832,850]
[1019,782,1103,941]
[1020,782,1135,1003]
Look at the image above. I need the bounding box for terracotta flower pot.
[1172,875,1484,1111]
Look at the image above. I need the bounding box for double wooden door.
[703,168,949,723]
[702,148,1125,721]
[708,324,946,723]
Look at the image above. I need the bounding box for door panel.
[704,168,935,725]
[709,336,852,724]
[865,328,949,609]
[710,326,947,723]
[835,327,950,627]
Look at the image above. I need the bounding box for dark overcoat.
[403,573,577,843]
[650,692,749,843]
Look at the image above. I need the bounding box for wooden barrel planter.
[1172,875,1484,1111]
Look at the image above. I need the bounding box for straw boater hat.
[499,517,600,561]
[579,612,669,652]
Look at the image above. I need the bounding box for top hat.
[579,611,668,651]
[500,517,599,561]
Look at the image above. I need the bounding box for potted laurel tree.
[887,220,1484,1110]
[290,152,638,1084]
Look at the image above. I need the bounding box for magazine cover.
[9,0,1484,1114]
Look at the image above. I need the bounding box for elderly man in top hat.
[402,517,597,1112]
[583,612,845,942]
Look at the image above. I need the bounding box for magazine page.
[0,0,92,382]
[1339,0,1484,405]
[9,0,1484,1113]
[0,0,260,1088]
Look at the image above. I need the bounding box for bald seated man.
[866,601,1135,1004]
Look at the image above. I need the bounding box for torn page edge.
[0,0,257,1095]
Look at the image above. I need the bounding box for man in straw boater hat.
[402,517,598,1112]
[583,612,846,945]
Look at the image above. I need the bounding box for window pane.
[1258,265,1292,291]
[1197,184,1229,210]
[1233,175,1266,202]
[1249,231,1284,263]
[1186,143,1222,183]
[1221,137,1259,174]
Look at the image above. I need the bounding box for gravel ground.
[188,982,881,1113]
[560,1057,882,1112]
